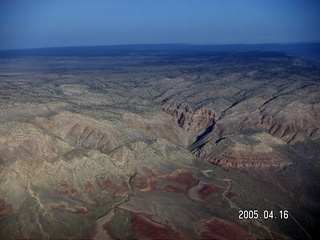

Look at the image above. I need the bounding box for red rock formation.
[192,135,290,168]
[161,99,215,133]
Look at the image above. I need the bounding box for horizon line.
[1,41,320,52]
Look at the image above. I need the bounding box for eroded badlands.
[0,51,319,239]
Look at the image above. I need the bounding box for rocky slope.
[0,51,319,239]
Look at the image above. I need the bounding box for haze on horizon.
[0,0,320,50]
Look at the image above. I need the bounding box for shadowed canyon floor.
[0,50,320,239]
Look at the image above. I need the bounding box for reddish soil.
[96,175,128,197]
[89,200,100,208]
[102,213,118,240]
[129,173,149,190]
[0,198,13,216]
[72,206,88,214]
[88,222,98,240]
[58,180,78,196]
[85,181,95,195]
[162,184,185,193]
[131,214,190,240]
[197,182,223,198]
[130,169,198,193]
[198,217,256,240]
[226,191,237,200]
[168,169,197,188]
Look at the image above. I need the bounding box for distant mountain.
[1,43,320,62]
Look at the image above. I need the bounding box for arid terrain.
[0,49,319,239]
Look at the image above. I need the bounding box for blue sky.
[0,0,319,50]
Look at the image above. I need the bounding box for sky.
[0,0,320,50]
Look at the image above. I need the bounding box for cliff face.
[161,99,215,134]
[160,98,292,169]
[191,136,287,168]
[160,90,320,170]
[0,51,319,239]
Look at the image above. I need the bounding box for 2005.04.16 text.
[239,210,289,220]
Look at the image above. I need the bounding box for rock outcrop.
[259,102,320,142]
[161,99,215,135]
[0,50,319,239]
[191,133,291,168]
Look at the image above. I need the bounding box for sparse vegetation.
[0,51,319,239]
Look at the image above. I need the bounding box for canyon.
[0,49,319,239]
